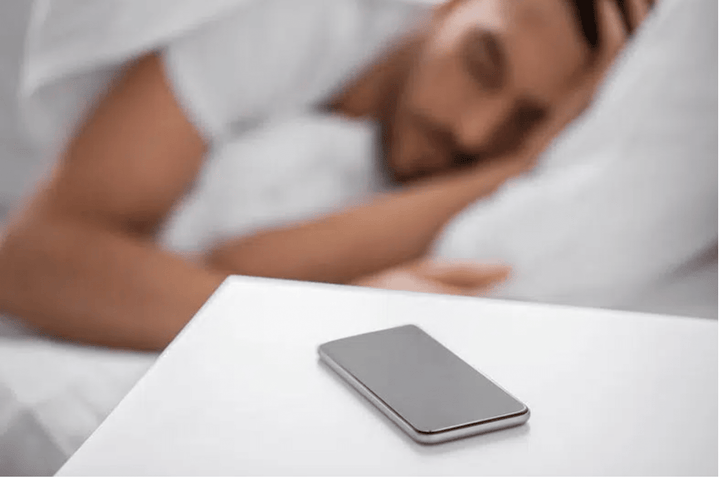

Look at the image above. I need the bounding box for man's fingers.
[567,0,631,112]
[595,0,657,74]
[414,260,511,290]
[625,0,652,32]
[596,0,629,69]
[352,267,478,296]
[524,0,632,159]
[352,260,512,297]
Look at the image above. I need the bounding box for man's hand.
[565,0,653,115]
[554,0,654,124]
[353,259,510,297]
[509,0,654,170]
[625,0,656,32]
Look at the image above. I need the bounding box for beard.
[377,80,405,186]
[376,36,429,186]
[326,28,430,186]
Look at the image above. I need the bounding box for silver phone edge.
[318,347,530,445]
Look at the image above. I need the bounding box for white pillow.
[161,114,382,253]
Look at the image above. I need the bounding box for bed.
[0,0,716,475]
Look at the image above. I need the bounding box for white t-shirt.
[163,0,428,141]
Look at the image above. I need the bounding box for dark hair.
[567,0,633,49]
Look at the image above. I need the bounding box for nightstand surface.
[58,276,718,476]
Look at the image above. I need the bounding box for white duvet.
[0,0,716,475]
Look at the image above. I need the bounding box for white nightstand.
[58,276,718,475]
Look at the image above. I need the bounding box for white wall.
[0,0,37,214]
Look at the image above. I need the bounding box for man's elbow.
[0,218,45,316]
[1,211,58,291]
[0,213,87,324]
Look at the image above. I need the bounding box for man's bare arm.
[206,159,529,284]
[0,215,226,350]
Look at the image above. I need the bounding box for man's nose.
[455,122,487,155]
[454,100,509,154]
[454,113,494,155]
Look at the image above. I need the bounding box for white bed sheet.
[0,336,155,476]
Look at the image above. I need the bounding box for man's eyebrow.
[460,28,507,91]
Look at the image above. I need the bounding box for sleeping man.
[0,0,653,350]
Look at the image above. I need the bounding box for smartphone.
[318,324,529,444]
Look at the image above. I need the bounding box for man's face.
[384,0,591,182]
